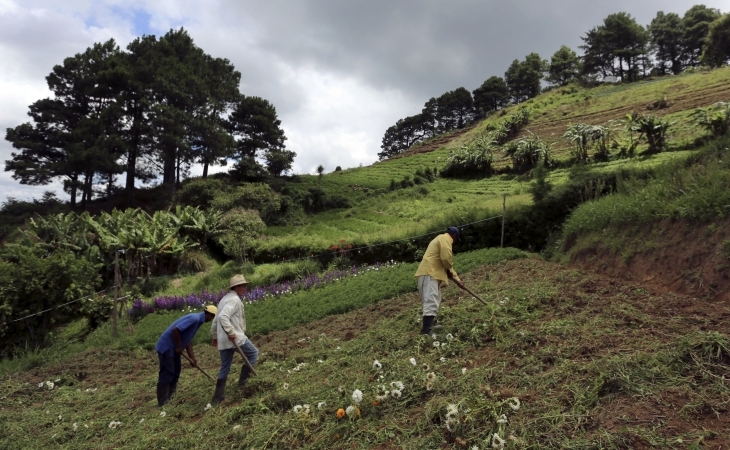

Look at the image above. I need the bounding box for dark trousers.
[157,349,181,385]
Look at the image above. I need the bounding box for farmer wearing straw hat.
[154,304,217,407]
[414,226,465,335]
[210,274,259,404]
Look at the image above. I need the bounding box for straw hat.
[229,274,249,288]
[204,305,218,314]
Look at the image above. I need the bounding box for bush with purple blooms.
[128,261,399,319]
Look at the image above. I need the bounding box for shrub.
[216,208,266,262]
[503,132,552,173]
[0,247,100,356]
[178,249,213,274]
[442,134,496,178]
[335,166,342,171]
[692,102,730,137]
[174,178,225,209]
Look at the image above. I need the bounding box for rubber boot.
[156,383,170,407]
[237,365,250,389]
[211,378,227,405]
[420,316,435,335]
[168,380,178,400]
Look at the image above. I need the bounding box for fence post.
[111,251,119,337]
[501,194,506,248]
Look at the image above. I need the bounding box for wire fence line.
[3,213,505,324]
[6,286,121,324]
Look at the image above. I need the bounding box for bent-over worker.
[210,274,259,404]
[414,226,465,335]
[154,304,217,406]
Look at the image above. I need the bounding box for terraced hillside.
[256,68,730,258]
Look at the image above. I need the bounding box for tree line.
[4,29,292,209]
[379,4,729,160]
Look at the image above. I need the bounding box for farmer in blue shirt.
[155,305,217,406]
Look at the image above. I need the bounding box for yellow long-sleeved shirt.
[414,233,461,285]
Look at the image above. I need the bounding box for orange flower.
[356,406,361,417]
[372,400,380,406]
[336,408,346,419]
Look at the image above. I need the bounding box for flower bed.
[129,261,399,318]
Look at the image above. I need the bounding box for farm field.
[2,255,728,449]
[256,68,730,257]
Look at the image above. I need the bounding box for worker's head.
[446,226,460,242]
[203,304,217,322]
[229,274,249,296]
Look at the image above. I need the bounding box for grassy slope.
[257,68,730,255]
[2,257,728,449]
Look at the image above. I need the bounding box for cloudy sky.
[0,0,725,201]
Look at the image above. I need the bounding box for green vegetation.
[560,136,730,241]
[2,256,728,448]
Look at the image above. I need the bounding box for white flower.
[303,404,311,414]
[390,381,404,391]
[426,382,434,391]
[507,397,520,411]
[390,389,402,399]
[108,421,121,429]
[73,423,78,431]
[317,401,326,410]
[58,415,62,420]
[497,414,508,424]
[352,389,363,405]
[45,381,54,390]
[409,357,417,366]
[233,424,241,431]
[461,367,467,375]
[283,383,289,390]
[433,341,440,348]
[430,333,437,340]
[292,405,303,414]
[317,359,324,363]
[375,393,388,401]
[159,411,166,417]
[372,360,382,370]
[38,382,44,388]
[446,333,454,342]
[346,405,355,417]
[83,424,88,429]
[422,363,430,371]
[336,346,341,350]
[492,432,505,448]
[445,416,457,432]
[472,446,480,450]
[204,403,212,411]
[446,403,458,417]
[426,372,436,381]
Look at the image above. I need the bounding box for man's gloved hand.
[227,334,236,342]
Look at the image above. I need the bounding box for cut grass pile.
[2,257,728,448]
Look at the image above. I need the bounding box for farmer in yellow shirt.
[414,226,465,334]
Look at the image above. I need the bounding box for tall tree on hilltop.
[118,35,159,207]
[547,45,581,85]
[472,76,509,118]
[649,11,685,75]
[150,29,210,194]
[378,114,428,160]
[228,95,292,177]
[505,53,546,103]
[580,12,649,81]
[682,5,722,67]
[701,13,730,68]
[5,40,124,209]
[190,55,240,179]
